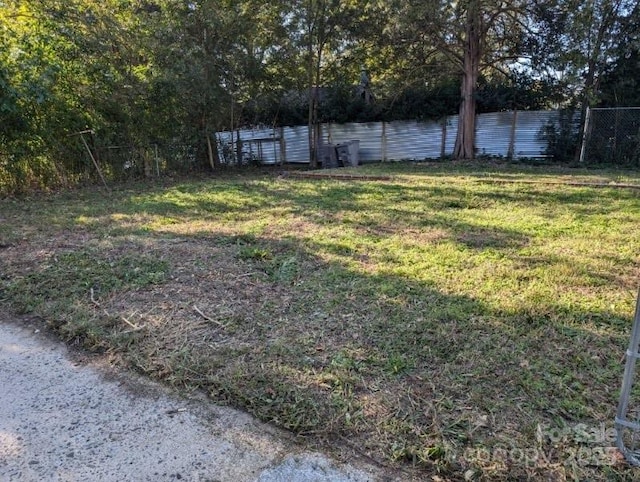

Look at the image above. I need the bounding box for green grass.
[1,161,639,480]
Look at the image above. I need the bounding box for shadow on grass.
[1,172,637,479]
[30,179,536,255]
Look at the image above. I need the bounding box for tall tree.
[598,4,640,107]
[396,0,528,159]
[281,0,386,167]
[529,0,639,158]
[283,0,350,167]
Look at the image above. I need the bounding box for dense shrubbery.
[539,110,581,164]
[1,0,638,194]
[243,76,559,128]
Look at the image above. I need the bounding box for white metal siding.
[216,110,559,164]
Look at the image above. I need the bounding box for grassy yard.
[1,161,639,480]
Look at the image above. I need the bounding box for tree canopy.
[1,0,639,191]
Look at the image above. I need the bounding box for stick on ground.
[193,305,226,327]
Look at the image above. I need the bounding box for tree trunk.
[574,1,622,162]
[308,89,319,168]
[307,7,318,169]
[206,132,220,170]
[574,59,598,162]
[453,2,481,160]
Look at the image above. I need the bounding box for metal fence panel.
[444,115,459,156]
[384,120,443,160]
[216,110,559,165]
[513,111,557,158]
[283,125,310,163]
[323,122,384,162]
[476,112,514,157]
[237,127,280,164]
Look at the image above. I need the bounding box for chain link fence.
[580,107,640,166]
[53,136,261,189]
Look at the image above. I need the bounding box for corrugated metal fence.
[216,110,558,165]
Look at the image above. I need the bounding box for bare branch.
[193,305,226,327]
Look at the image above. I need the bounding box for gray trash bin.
[319,144,338,168]
[336,140,360,167]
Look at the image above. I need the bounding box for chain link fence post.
[616,289,640,466]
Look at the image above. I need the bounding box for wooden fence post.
[440,118,447,159]
[382,121,387,162]
[507,110,518,160]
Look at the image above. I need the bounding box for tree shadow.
[2,177,637,479]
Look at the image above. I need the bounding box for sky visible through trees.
[0,0,639,189]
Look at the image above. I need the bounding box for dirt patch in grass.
[2,164,640,480]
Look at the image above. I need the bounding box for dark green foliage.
[583,109,640,166]
[539,109,580,163]
[0,67,27,142]
[244,74,567,128]
[243,83,455,126]
[3,0,640,194]
[476,74,560,113]
[382,81,460,122]
[598,49,640,108]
